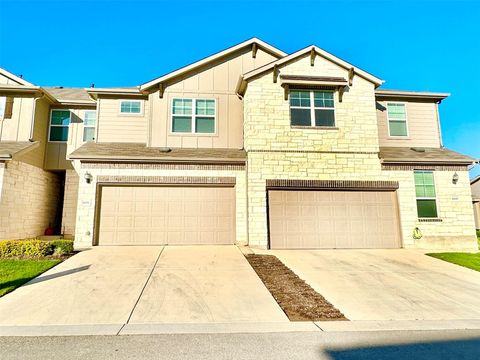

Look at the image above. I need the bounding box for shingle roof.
[69,142,246,163]
[44,87,95,104]
[379,147,475,165]
[0,141,39,160]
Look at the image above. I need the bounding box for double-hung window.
[49,110,70,142]
[387,103,408,136]
[83,110,96,142]
[120,100,142,114]
[290,90,335,127]
[172,98,215,134]
[414,170,438,218]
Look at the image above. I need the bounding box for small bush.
[50,240,74,255]
[0,240,53,258]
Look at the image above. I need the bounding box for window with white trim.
[414,170,438,218]
[387,103,408,136]
[49,110,70,142]
[120,100,141,114]
[83,110,96,142]
[171,98,215,134]
[290,90,335,127]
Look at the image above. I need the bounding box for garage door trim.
[93,178,235,246]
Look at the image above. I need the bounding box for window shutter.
[4,97,14,119]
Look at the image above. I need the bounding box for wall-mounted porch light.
[84,172,93,184]
[452,172,459,184]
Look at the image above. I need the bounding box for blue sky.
[0,0,479,178]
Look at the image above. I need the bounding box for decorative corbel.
[273,65,279,83]
[310,48,316,66]
[158,83,164,99]
[284,84,289,101]
[252,43,258,59]
[338,86,345,103]
[348,67,354,86]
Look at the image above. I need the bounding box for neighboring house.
[0,38,477,251]
[472,176,480,230]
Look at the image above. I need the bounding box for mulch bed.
[245,254,347,321]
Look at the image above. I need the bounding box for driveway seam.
[124,246,165,325]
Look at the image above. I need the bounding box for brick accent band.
[266,179,399,191]
[382,164,468,171]
[81,162,244,171]
[96,175,236,185]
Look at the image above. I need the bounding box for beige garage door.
[269,190,401,249]
[98,186,235,245]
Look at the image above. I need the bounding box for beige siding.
[376,100,441,148]
[474,202,480,229]
[0,73,23,85]
[96,97,148,143]
[0,95,34,142]
[149,48,278,149]
[472,180,480,199]
[0,160,61,240]
[15,97,50,168]
[45,107,96,170]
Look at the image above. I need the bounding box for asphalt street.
[0,329,479,360]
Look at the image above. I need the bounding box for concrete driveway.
[0,246,287,326]
[259,249,480,321]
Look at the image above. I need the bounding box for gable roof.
[0,68,34,86]
[237,45,383,95]
[140,38,287,91]
[44,87,96,105]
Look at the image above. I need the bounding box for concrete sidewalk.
[1,319,480,337]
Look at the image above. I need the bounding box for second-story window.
[83,110,96,142]
[290,90,335,127]
[172,98,215,134]
[387,103,408,137]
[49,110,70,142]
[120,100,142,114]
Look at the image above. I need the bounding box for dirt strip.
[245,254,347,321]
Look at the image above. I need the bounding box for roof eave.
[140,38,287,91]
[375,90,450,101]
[381,159,474,166]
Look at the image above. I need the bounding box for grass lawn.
[0,259,61,297]
[426,231,480,272]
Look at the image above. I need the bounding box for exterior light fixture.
[452,172,459,184]
[84,172,93,184]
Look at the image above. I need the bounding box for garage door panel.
[98,186,235,245]
[269,190,400,249]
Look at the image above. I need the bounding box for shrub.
[50,240,74,256]
[0,240,53,258]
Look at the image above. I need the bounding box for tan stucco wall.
[376,99,442,148]
[72,162,247,249]
[243,53,477,251]
[0,160,61,240]
[473,202,480,230]
[61,169,79,237]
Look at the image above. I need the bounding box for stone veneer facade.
[0,160,61,239]
[243,54,477,250]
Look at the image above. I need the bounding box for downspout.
[29,94,44,141]
[435,102,443,148]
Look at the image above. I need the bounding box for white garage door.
[268,190,401,249]
[98,186,235,245]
